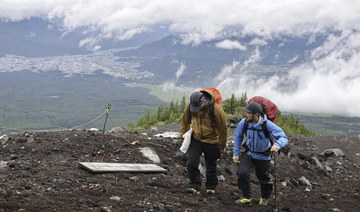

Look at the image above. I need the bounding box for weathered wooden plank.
[78,162,167,173]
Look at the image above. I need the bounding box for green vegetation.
[127,97,186,130]
[0,71,165,135]
[133,92,315,136]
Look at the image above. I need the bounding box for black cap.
[190,91,205,112]
[243,102,262,114]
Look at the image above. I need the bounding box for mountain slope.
[0,125,359,211]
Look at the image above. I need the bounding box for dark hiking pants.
[186,137,221,191]
[237,153,273,199]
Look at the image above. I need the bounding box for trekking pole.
[273,152,278,212]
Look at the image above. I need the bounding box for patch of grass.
[124,83,188,102]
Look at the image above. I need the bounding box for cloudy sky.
[1,0,360,116]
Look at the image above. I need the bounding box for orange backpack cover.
[200,88,222,105]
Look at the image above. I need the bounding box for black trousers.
[186,137,221,190]
[237,153,273,199]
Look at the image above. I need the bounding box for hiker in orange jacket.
[180,90,227,195]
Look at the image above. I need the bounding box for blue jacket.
[233,114,288,160]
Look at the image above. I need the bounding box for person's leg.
[237,154,254,198]
[186,137,203,190]
[203,142,220,190]
[254,159,272,199]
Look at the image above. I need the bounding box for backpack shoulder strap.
[261,120,273,144]
[189,104,216,132]
[209,104,216,132]
[242,119,249,136]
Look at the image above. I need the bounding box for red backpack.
[248,96,278,123]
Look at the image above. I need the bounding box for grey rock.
[217,175,225,182]
[175,151,186,161]
[108,127,126,133]
[153,202,165,210]
[100,206,112,212]
[27,137,34,143]
[139,147,161,163]
[172,139,181,146]
[310,157,324,170]
[227,117,240,128]
[199,164,205,178]
[298,176,312,188]
[150,127,158,133]
[0,134,9,144]
[324,165,333,172]
[129,176,139,181]
[319,148,345,158]
[0,161,7,169]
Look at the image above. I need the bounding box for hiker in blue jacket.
[233,102,288,206]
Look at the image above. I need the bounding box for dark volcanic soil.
[1,123,360,212]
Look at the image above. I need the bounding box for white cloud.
[1,0,360,44]
[217,31,360,117]
[249,38,267,46]
[175,62,186,83]
[215,40,247,51]
[2,0,360,116]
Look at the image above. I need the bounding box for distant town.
[0,49,153,79]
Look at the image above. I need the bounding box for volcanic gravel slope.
[0,124,360,212]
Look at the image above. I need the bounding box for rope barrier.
[0,106,109,133]
[1,103,168,148]
[106,112,136,145]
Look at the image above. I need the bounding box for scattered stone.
[217,175,225,182]
[139,147,161,163]
[108,127,126,133]
[199,164,206,178]
[175,151,186,161]
[310,156,324,170]
[172,139,181,146]
[324,165,333,172]
[27,137,34,143]
[0,134,9,145]
[0,161,7,169]
[154,132,180,138]
[227,117,240,128]
[319,148,345,158]
[149,127,158,133]
[110,196,121,201]
[88,128,99,132]
[298,176,312,188]
[153,202,165,210]
[100,206,112,212]
[129,176,139,181]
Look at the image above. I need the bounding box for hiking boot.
[186,188,200,195]
[206,189,215,195]
[234,198,252,205]
[258,197,269,206]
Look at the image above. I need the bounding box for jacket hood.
[253,113,268,127]
[200,90,216,105]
